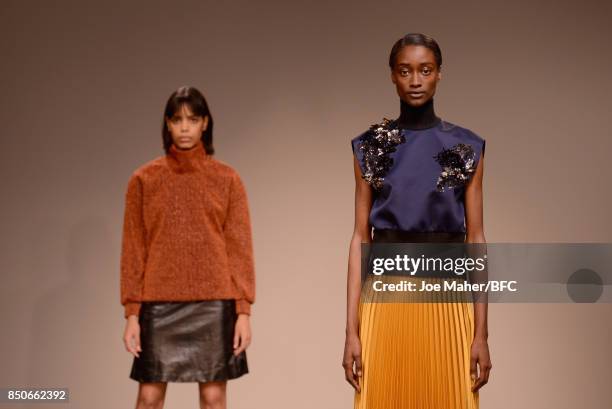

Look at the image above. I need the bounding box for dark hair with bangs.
[162,86,214,155]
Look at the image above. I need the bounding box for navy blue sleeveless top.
[351,119,486,233]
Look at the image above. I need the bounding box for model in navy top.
[350,97,486,232]
[343,33,492,406]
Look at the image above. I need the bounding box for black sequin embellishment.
[433,143,476,192]
[357,118,406,190]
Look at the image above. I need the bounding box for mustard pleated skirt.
[355,230,479,409]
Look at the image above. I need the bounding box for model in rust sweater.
[119,140,255,318]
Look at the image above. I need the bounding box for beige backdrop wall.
[1,0,611,408]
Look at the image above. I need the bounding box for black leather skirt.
[130,299,248,383]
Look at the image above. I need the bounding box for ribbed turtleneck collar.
[167,140,209,173]
[396,97,441,130]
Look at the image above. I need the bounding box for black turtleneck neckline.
[396,98,441,130]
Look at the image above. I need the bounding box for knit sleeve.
[119,173,148,318]
[224,172,256,315]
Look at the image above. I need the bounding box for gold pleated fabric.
[355,275,479,409]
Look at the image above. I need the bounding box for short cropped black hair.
[389,33,442,69]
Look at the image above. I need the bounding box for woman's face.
[165,104,208,150]
[390,45,441,107]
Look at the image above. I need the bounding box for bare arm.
[465,152,487,338]
[343,155,373,391]
[464,151,492,391]
[346,156,373,333]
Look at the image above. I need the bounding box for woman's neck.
[397,98,441,130]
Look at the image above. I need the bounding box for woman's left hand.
[470,337,492,392]
[233,314,252,356]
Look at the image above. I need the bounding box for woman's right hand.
[123,315,141,358]
[342,332,362,392]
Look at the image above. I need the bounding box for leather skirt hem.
[129,369,248,384]
[129,299,248,384]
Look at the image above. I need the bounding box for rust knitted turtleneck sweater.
[119,140,255,318]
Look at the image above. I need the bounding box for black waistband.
[372,229,466,243]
